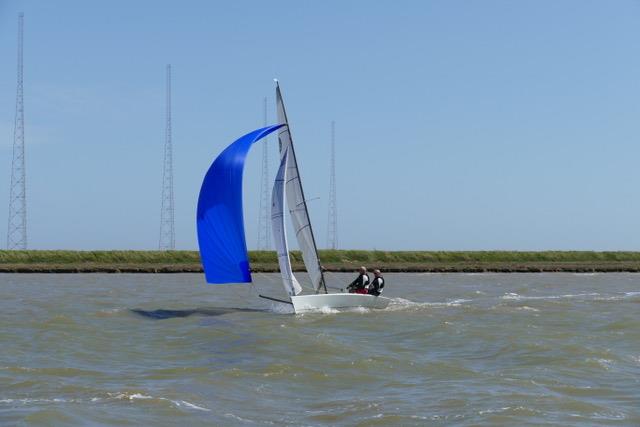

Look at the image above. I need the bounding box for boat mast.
[275,81,328,294]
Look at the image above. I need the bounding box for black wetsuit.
[347,274,370,293]
[368,277,385,296]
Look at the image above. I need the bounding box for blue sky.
[1,0,639,250]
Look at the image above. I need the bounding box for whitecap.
[449,298,472,305]
[385,297,468,311]
[585,358,614,370]
[592,411,626,420]
[225,413,256,423]
[268,303,294,315]
[175,400,211,412]
[479,406,512,415]
[106,392,210,412]
[515,306,540,312]
[594,292,640,301]
[108,392,153,400]
[501,292,599,301]
[0,397,79,405]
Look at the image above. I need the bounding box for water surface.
[1,273,639,426]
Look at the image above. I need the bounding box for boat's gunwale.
[290,293,390,313]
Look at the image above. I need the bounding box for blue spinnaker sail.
[197,124,284,284]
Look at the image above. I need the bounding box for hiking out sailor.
[347,266,370,294]
[368,269,385,296]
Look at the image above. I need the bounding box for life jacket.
[356,274,369,288]
[369,277,384,295]
[348,274,369,292]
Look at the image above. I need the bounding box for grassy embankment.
[2,250,640,273]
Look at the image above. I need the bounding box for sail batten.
[275,83,327,293]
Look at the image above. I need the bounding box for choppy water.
[1,273,640,426]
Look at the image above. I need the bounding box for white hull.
[290,293,390,313]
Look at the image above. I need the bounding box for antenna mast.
[7,13,27,250]
[159,64,175,250]
[257,97,271,250]
[327,121,338,249]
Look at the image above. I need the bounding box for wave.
[0,392,210,413]
[0,398,78,404]
[105,392,211,412]
[0,366,104,377]
[514,306,540,312]
[96,308,124,316]
[594,291,640,302]
[224,412,258,423]
[384,297,470,311]
[500,291,640,303]
[500,292,600,301]
[296,289,640,315]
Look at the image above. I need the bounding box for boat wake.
[500,292,600,301]
[383,297,471,312]
[371,290,640,313]
[289,297,474,314]
[500,291,640,302]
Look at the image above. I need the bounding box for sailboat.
[196,82,390,313]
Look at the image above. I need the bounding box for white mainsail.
[271,147,303,296]
[275,82,326,293]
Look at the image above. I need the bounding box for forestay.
[197,124,284,284]
[275,82,326,293]
[271,147,302,296]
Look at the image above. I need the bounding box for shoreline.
[2,250,640,273]
[2,266,640,273]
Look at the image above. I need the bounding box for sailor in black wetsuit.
[347,266,370,294]
[368,269,385,296]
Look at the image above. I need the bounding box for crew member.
[368,269,385,296]
[347,266,370,294]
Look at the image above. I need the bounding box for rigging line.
[255,271,315,292]
[323,271,348,291]
[259,294,293,305]
[248,280,261,299]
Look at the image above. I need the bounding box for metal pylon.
[257,97,271,250]
[327,121,338,249]
[159,64,175,250]
[7,13,27,250]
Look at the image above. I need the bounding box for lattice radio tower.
[7,13,27,250]
[159,64,175,250]
[257,97,271,250]
[327,121,338,249]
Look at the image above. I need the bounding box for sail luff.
[271,147,302,296]
[275,82,327,294]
